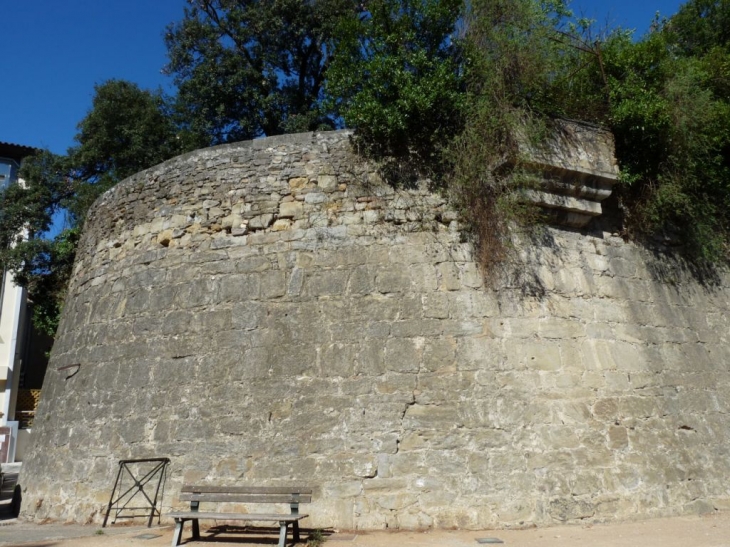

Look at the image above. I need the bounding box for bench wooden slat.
[181,485,312,495]
[167,511,308,521]
[169,484,312,547]
[180,492,312,504]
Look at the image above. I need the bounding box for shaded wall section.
[19,130,730,528]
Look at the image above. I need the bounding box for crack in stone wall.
[18,130,730,529]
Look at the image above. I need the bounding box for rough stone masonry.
[19,129,730,529]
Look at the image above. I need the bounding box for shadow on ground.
[0,471,21,521]
[179,525,333,545]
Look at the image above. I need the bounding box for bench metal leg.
[192,518,200,540]
[293,520,300,542]
[278,521,289,547]
[171,519,184,547]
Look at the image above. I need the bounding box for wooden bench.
[167,485,312,547]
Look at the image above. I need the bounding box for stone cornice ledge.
[515,118,620,228]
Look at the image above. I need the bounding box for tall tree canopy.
[165,0,358,144]
[667,0,730,55]
[571,0,730,260]
[68,79,192,219]
[0,148,81,336]
[326,0,464,161]
[0,80,190,335]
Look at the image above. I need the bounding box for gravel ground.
[0,512,728,547]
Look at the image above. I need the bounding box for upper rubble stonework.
[19,130,730,529]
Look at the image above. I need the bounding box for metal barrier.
[103,457,170,528]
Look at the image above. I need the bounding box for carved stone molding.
[514,119,620,228]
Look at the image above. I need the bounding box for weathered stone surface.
[279,201,303,219]
[20,130,730,532]
[515,119,620,227]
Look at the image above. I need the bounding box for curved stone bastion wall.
[20,130,730,528]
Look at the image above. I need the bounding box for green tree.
[0,151,76,337]
[325,0,464,165]
[667,0,730,55]
[574,5,730,261]
[164,0,358,145]
[68,79,193,217]
[0,80,190,336]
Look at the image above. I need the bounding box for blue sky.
[1,0,686,156]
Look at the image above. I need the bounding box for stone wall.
[20,130,730,529]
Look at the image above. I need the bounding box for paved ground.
[0,511,729,547]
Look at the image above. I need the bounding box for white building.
[0,142,51,463]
